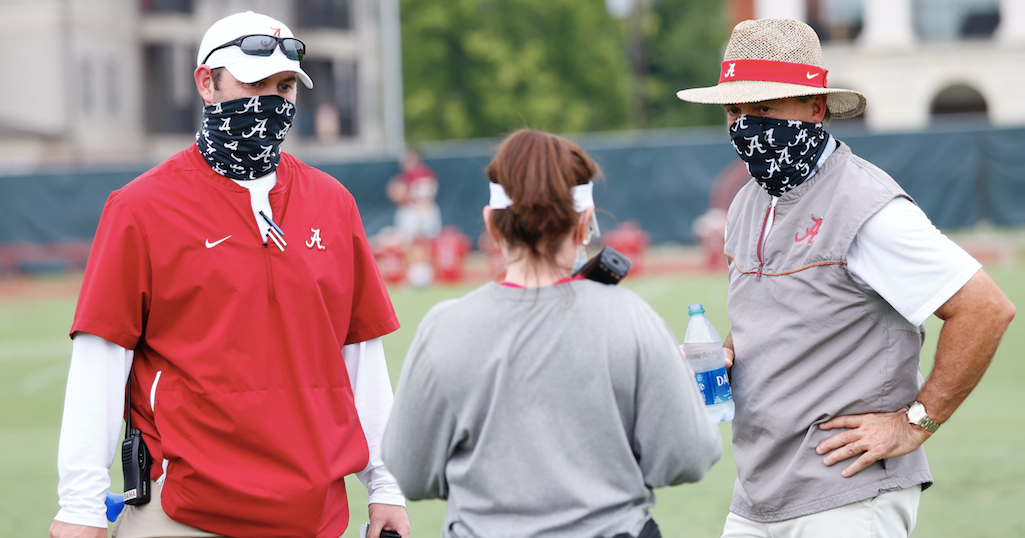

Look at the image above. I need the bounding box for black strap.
[124,372,132,437]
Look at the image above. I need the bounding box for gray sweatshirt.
[382,280,722,538]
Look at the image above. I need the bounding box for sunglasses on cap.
[202,34,306,66]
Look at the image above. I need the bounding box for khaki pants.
[721,485,921,538]
[112,480,224,538]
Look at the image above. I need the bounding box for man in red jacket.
[49,11,410,538]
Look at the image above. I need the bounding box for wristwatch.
[907,401,940,433]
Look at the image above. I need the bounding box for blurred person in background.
[49,11,409,538]
[382,128,722,538]
[676,18,1014,538]
[387,148,442,243]
[386,148,442,286]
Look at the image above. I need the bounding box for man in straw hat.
[49,11,409,538]
[677,18,1014,537]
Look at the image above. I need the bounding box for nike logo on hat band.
[719,59,828,88]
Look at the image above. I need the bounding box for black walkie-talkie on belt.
[122,373,151,505]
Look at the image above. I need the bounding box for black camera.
[573,246,632,285]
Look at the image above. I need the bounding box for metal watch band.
[914,414,940,433]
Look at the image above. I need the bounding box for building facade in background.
[0,0,400,170]
[731,0,1025,131]
[4,0,1023,171]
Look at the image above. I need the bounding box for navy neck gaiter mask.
[729,114,829,197]
[196,95,296,180]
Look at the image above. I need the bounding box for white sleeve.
[848,197,982,327]
[55,333,134,528]
[343,338,407,507]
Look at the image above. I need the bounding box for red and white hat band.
[719,59,828,89]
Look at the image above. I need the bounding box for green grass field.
[2,256,1023,537]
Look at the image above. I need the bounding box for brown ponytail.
[487,129,599,264]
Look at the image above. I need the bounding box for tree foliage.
[400,0,633,143]
[398,0,728,142]
[641,0,729,128]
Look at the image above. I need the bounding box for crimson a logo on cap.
[271,27,281,37]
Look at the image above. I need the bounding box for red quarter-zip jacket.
[71,145,399,537]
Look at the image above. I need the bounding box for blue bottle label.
[694,367,732,406]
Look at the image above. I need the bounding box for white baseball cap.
[197,11,313,89]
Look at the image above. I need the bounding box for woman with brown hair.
[382,129,721,538]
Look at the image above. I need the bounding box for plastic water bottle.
[683,303,735,423]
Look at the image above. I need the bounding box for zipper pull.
[756,197,779,279]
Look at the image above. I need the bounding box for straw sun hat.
[676,18,866,120]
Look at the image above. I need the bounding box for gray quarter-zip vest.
[724,141,933,522]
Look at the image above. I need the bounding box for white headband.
[488,181,595,212]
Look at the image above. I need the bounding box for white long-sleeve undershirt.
[344,339,406,507]
[54,334,134,528]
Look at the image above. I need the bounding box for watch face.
[908,403,926,423]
